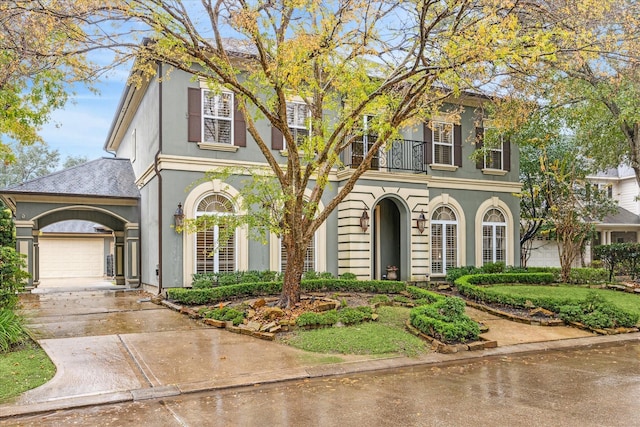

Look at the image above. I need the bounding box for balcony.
[342,138,427,173]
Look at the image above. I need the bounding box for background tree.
[0,141,88,188]
[490,0,640,186]
[538,140,617,282]
[0,1,96,163]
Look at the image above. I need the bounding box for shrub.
[556,291,639,329]
[0,309,25,352]
[406,286,445,304]
[191,271,281,288]
[0,247,29,309]
[369,295,390,304]
[410,297,480,344]
[340,272,357,280]
[199,306,246,325]
[338,307,372,325]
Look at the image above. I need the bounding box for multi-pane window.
[352,115,379,169]
[482,208,506,265]
[286,101,310,142]
[195,194,236,273]
[432,122,454,165]
[203,91,233,144]
[281,235,316,273]
[431,206,458,274]
[484,128,503,169]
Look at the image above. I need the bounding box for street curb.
[2,331,638,420]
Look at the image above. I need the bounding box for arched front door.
[373,198,404,280]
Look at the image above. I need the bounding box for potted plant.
[386,265,398,280]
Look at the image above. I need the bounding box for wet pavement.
[1,287,639,425]
[3,342,639,426]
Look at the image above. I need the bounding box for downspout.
[155,61,164,295]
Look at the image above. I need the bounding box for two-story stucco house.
[99,59,520,293]
[2,56,521,292]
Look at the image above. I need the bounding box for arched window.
[195,194,236,273]
[482,208,506,265]
[431,206,458,274]
[281,234,316,273]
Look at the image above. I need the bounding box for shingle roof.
[2,157,139,199]
[601,206,640,225]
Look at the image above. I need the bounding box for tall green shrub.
[0,247,29,309]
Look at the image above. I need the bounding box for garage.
[39,236,107,279]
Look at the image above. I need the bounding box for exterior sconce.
[416,210,426,234]
[360,209,370,232]
[174,203,185,230]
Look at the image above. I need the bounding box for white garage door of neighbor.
[39,237,105,279]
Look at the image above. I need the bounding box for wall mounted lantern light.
[360,208,370,233]
[416,210,426,234]
[174,203,185,230]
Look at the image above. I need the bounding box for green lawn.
[0,342,56,403]
[279,306,428,357]
[488,285,640,319]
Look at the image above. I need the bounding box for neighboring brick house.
[526,164,640,268]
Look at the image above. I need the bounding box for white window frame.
[202,90,233,145]
[482,209,507,265]
[195,195,237,274]
[431,121,454,166]
[286,100,310,142]
[483,127,504,170]
[280,234,316,273]
[431,206,458,275]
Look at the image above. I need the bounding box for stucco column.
[114,231,125,285]
[15,220,36,288]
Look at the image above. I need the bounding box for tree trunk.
[278,234,306,308]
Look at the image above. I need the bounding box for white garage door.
[39,237,105,279]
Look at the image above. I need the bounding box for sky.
[39,68,129,162]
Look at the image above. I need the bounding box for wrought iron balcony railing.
[342,138,427,173]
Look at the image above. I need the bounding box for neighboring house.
[526,164,640,268]
[1,59,521,292]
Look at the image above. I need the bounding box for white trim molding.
[474,196,515,266]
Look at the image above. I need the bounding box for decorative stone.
[252,298,267,309]
[203,318,226,328]
[371,314,379,321]
[268,324,282,333]
[437,284,451,291]
[247,321,262,331]
[481,340,497,349]
[529,307,555,317]
[316,302,337,312]
[263,307,285,319]
[467,342,486,351]
[254,332,275,341]
[261,321,277,332]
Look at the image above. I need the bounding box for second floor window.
[432,122,454,165]
[203,91,233,144]
[483,128,503,169]
[286,101,310,142]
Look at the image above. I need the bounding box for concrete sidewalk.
[2,289,638,420]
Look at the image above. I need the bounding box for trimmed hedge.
[167,279,407,305]
[409,297,480,344]
[455,274,639,328]
[447,266,608,284]
[192,270,281,288]
[463,272,555,286]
